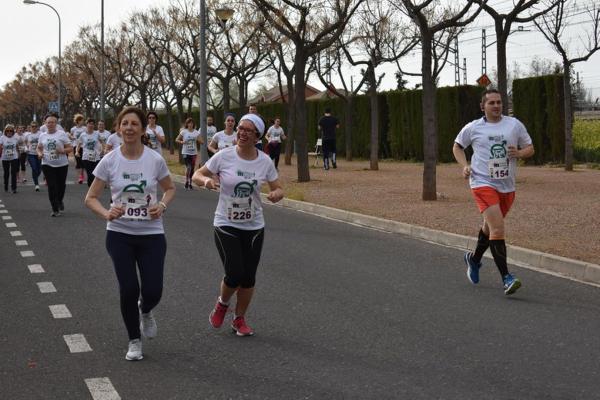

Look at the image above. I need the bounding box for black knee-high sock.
[472,229,489,263]
[489,239,509,277]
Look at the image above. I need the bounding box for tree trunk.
[284,74,295,166]
[165,104,174,155]
[222,78,231,114]
[368,65,379,170]
[294,50,310,182]
[563,61,573,171]
[421,35,438,201]
[495,21,511,115]
[345,96,353,161]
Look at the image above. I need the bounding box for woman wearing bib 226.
[85,107,175,361]
[193,113,283,336]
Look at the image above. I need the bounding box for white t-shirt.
[205,146,278,230]
[93,146,170,235]
[212,130,237,150]
[146,125,165,154]
[70,126,86,147]
[16,133,28,153]
[26,131,41,155]
[38,131,71,167]
[180,129,201,156]
[78,131,102,162]
[0,135,21,161]
[106,133,123,150]
[267,126,284,143]
[207,125,217,144]
[96,130,111,158]
[454,116,533,193]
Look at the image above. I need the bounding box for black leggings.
[82,160,98,187]
[19,153,27,171]
[41,165,68,212]
[214,226,264,289]
[184,155,197,183]
[268,142,281,168]
[106,230,167,340]
[2,159,19,191]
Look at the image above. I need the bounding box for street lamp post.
[100,0,105,120]
[198,2,233,166]
[24,0,61,121]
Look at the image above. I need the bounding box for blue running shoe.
[503,273,521,295]
[464,252,482,284]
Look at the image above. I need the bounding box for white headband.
[239,113,265,137]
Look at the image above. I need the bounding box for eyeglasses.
[237,126,257,135]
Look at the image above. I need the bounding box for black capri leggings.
[106,230,167,340]
[82,160,98,187]
[41,164,68,213]
[214,226,264,289]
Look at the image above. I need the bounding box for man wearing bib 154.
[193,113,284,337]
[453,89,534,295]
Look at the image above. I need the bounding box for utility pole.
[100,0,105,120]
[482,29,487,76]
[454,37,460,86]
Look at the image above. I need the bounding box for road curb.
[266,195,600,287]
[175,174,600,286]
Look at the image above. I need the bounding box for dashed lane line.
[85,378,121,400]
[6,222,17,228]
[63,334,92,353]
[1,216,11,220]
[37,282,57,293]
[0,210,7,214]
[20,250,34,257]
[15,240,28,246]
[49,304,72,319]
[28,264,45,273]
[11,231,23,237]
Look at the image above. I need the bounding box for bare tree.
[394,0,485,200]
[334,2,417,169]
[535,0,600,171]
[252,0,365,182]
[475,0,559,114]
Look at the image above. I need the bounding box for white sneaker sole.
[125,354,144,361]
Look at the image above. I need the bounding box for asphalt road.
[1,166,600,400]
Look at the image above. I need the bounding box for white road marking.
[15,240,28,246]
[37,282,56,293]
[63,334,92,353]
[85,378,121,400]
[20,250,34,257]
[0,204,5,207]
[28,264,45,273]
[5,222,17,228]
[11,231,23,237]
[1,216,11,220]
[49,304,72,319]
[0,210,7,214]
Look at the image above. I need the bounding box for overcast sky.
[2,0,599,101]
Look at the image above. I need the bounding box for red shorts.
[471,186,515,217]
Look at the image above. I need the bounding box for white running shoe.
[125,339,143,361]
[139,301,157,339]
[35,185,40,192]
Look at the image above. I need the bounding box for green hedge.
[573,119,600,163]
[143,85,484,161]
[512,75,565,164]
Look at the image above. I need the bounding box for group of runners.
[0,88,533,361]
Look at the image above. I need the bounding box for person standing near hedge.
[318,108,339,170]
[452,89,534,295]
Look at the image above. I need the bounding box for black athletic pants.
[214,226,264,289]
[2,159,19,191]
[106,230,167,340]
[41,164,68,212]
[82,160,98,187]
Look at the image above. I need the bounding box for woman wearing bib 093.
[193,113,283,336]
[453,89,534,295]
[85,106,175,361]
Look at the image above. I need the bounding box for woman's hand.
[148,203,165,219]
[105,205,125,221]
[267,188,284,203]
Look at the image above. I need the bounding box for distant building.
[248,84,321,105]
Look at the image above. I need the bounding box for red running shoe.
[209,300,228,328]
[231,316,254,337]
